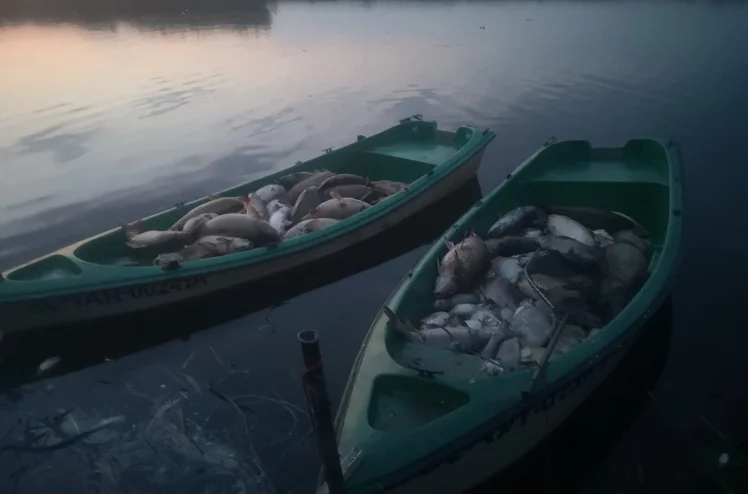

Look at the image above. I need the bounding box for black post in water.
[298,330,347,494]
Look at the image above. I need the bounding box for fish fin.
[330,191,343,200]
[443,236,455,250]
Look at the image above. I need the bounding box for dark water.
[1,0,747,492]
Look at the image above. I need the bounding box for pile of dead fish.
[119,170,409,267]
[388,205,652,374]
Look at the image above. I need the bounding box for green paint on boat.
[331,139,683,493]
[0,119,495,333]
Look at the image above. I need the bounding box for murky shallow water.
[1,1,748,492]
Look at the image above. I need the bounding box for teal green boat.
[328,139,683,494]
[0,118,495,334]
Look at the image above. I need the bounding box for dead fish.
[480,277,524,310]
[37,356,61,375]
[283,218,339,240]
[603,242,648,289]
[469,306,503,329]
[417,326,491,353]
[544,236,601,270]
[480,330,508,358]
[593,229,615,248]
[157,236,253,265]
[540,206,649,238]
[169,196,244,231]
[547,214,596,247]
[421,311,450,327]
[486,206,547,239]
[371,180,407,196]
[287,171,336,203]
[524,228,544,239]
[518,272,594,314]
[488,257,523,284]
[269,207,293,235]
[613,230,651,258]
[247,193,269,221]
[276,171,316,189]
[485,236,540,257]
[303,193,370,220]
[434,232,490,298]
[291,186,320,224]
[319,174,367,190]
[254,184,288,204]
[432,292,481,311]
[322,184,374,201]
[521,346,546,364]
[450,303,477,317]
[267,198,291,216]
[496,338,521,368]
[120,221,191,250]
[511,302,554,347]
[201,214,280,246]
[181,213,217,238]
[433,299,452,311]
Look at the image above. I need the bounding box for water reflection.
[0,0,275,31]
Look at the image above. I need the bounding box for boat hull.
[0,148,485,333]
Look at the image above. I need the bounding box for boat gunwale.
[0,124,495,301]
[331,138,684,492]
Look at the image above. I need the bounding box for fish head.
[434,274,459,298]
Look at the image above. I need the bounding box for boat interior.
[366,139,676,429]
[6,123,479,281]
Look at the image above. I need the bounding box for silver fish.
[469,306,503,329]
[521,346,546,364]
[544,236,601,270]
[287,171,336,203]
[121,221,191,250]
[291,186,320,223]
[201,214,280,246]
[485,236,540,257]
[182,213,217,238]
[601,242,648,316]
[541,206,649,238]
[269,207,293,235]
[511,302,554,347]
[488,257,523,284]
[450,303,477,317]
[267,198,291,216]
[254,184,288,204]
[421,311,450,326]
[322,184,374,201]
[480,277,523,310]
[371,180,407,196]
[319,174,367,190]
[486,206,547,239]
[496,337,521,368]
[303,195,370,220]
[547,214,596,247]
[433,299,452,311]
[276,171,318,190]
[434,232,490,298]
[432,292,482,311]
[284,218,339,240]
[169,196,244,231]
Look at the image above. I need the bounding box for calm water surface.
[1,1,747,492]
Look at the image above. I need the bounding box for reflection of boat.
[0,118,495,334]
[327,139,683,494]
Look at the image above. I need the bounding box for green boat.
[328,139,683,494]
[0,118,495,334]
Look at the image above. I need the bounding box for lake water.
[1,0,747,492]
